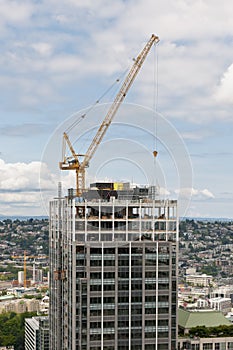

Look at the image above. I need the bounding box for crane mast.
[60,34,159,196]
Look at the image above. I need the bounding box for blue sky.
[0,0,232,218]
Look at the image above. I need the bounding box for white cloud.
[0,159,50,191]
[214,63,233,104]
[181,128,215,141]
[201,189,215,199]
[0,1,33,25]
[0,159,75,215]
[175,187,215,200]
[0,0,232,122]
[31,43,53,57]
[159,187,170,196]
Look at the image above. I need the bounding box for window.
[90,272,101,279]
[103,308,115,316]
[145,331,156,338]
[103,296,115,304]
[90,297,101,304]
[132,247,143,254]
[90,248,102,254]
[118,257,129,266]
[90,284,102,292]
[145,271,156,278]
[104,247,115,254]
[118,282,129,291]
[104,259,115,266]
[76,246,85,254]
[104,271,115,279]
[203,344,213,350]
[158,345,168,350]
[159,295,169,302]
[145,320,156,327]
[118,247,129,254]
[103,284,115,291]
[118,295,129,303]
[90,334,101,341]
[90,260,101,266]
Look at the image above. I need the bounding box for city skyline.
[0,0,232,218]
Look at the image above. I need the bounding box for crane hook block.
[153,150,158,158]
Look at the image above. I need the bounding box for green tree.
[0,311,37,349]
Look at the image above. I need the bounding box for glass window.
[118,257,129,266]
[145,345,156,350]
[158,345,168,350]
[90,248,102,254]
[158,331,168,338]
[104,259,115,266]
[90,334,101,341]
[145,271,156,278]
[103,308,115,316]
[203,344,213,350]
[103,284,115,291]
[118,247,129,254]
[90,272,101,279]
[76,246,85,254]
[90,259,101,266]
[104,271,115,279]
[104,247,115,254]
[118,283,129,291]
[90,284,102,292]
[132,247,143,254]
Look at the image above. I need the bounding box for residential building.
[186,274,213,287]
[25,316,49,350]
[49,183,179,349]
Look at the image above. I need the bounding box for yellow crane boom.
[59,34,159,196]
[12,251,48,288]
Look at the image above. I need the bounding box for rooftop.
[179,308,231,329]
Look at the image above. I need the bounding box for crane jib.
[60,34,159,197]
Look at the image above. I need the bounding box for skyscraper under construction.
[49,183,178,349]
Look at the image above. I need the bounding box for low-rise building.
[209,297,232,315]
[178,336,233,350]
[0,298,39,314]
[179,308,231,334]
[186,274,213,287]
[178,308,233,349]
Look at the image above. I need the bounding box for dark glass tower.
[49,184,178,349]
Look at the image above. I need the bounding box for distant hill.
[0,215,48,221]
[0,215,231,222]
[183,217,233,222]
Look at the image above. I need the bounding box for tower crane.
[59,34,159,196]
[11,251,48,288]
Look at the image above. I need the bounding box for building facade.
[178,336,233,350]
[49,184,178,349]
[25,316,49,350]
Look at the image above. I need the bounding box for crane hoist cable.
[152,40,159,162]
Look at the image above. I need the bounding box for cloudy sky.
[0,0,232,218]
